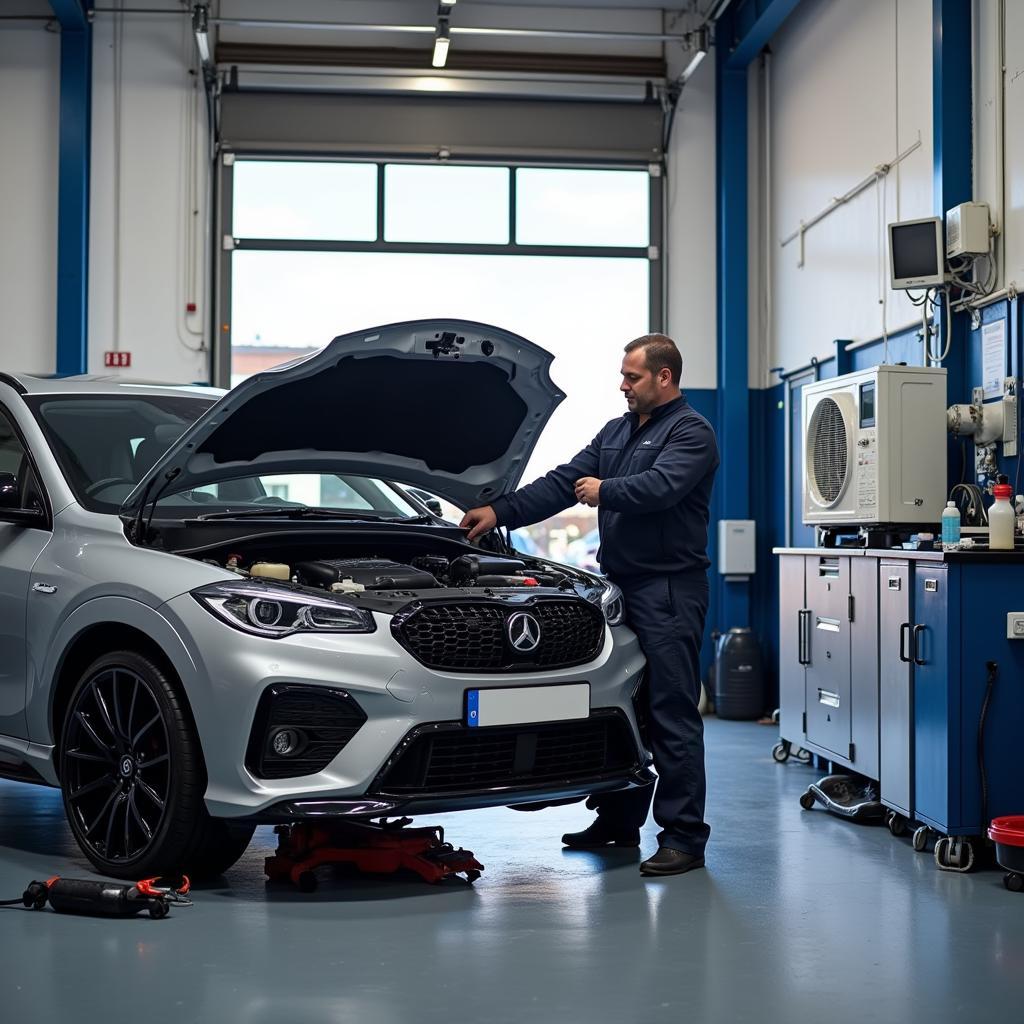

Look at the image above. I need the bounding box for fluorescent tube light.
[432,31,450,67]
[680,25,708,82]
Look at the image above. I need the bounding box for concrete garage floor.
[0,719,1020,1023]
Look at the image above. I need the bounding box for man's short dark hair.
[624,333,682,386]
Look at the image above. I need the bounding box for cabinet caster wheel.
[934,836,976,873]
[797,748,813,765]
[772,741,791,764]
[297,871,318,893]
[912,826,930,852]
[886,812,907,837]
[799,789,816,811]
[1004,872,1024,893]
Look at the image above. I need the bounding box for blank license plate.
[465,683,590,728]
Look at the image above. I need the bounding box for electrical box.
[946,202,990,258]
[718,520,756,575]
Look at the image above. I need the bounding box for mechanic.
[461,334,720,877]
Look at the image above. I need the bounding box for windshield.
[29,393,419,519]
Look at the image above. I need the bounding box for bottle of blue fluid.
[941,500,961,551]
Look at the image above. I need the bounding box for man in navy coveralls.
[461,334,720,876]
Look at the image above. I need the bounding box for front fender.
[30,596,202,766]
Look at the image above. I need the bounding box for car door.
[0,405,51,739]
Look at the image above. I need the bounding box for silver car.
[0,320,650,879]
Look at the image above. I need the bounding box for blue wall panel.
[685,387,720,683]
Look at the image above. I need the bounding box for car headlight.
[600,581,625,626]
[192,580,376,638]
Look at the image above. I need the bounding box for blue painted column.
[713,0,802,633]
[932,0,972,487]
[51,0,93,375]
[715,3,751,632]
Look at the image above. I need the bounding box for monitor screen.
[891,221,940,281]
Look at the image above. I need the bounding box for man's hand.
[460,505,498,541]
[574,477,602,507]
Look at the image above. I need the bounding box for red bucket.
[988,816,1024,875]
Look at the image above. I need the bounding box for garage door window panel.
[384,165,510,245]
[515,168,650,247]
[232,161,377,242]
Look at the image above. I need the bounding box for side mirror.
[0,472,44,524]
[0,472,19,509]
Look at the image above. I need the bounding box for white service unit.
[718,519,756,575]
[802,365,947,527]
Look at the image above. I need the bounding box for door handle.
[899,622,911,663]
[912,624,926,666]
[798,609,811,665]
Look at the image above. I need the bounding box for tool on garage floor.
[799,774,886,823]
[0,875,192,918]
[265,818,484,892]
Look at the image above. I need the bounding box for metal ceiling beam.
[724,0,802,68]
[50,0,93,375]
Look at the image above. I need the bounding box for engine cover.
[296,558,439,591]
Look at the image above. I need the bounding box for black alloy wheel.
[63,665,171,865]
[60,651,255,879]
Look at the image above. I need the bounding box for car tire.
[59,649,254,880]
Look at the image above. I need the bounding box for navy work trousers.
[591,570,711,856]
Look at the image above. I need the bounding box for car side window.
[0,407,45,512]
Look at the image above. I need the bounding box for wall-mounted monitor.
[889,217,946,290]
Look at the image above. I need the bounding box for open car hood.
[120,319,565,519]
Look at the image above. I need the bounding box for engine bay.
[211,550,577,595]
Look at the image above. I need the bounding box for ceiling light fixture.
[680,24,708,82]
[432,22,451,68]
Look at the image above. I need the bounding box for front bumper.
[161,593,648,820]
[249,766,658,823]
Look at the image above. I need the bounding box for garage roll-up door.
[219,91,664,162]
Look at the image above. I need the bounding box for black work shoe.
[639,847,706,876]
[561,819,641,849]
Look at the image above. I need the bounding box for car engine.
[217,552,573,593]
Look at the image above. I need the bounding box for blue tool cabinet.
[776,548,1024,869]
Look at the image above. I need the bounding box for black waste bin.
[714,628,764,720]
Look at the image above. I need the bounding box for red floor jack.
[265,818,485,892]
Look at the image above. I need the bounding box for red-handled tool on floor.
[0,875,192,918]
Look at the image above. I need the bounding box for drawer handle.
[798,609,811,665]
[888,576,902,591]
[816,616,841,633]
[912,624,926,666]
[924,578,939,593]
[817,689,840,708]
[899,622,911,663]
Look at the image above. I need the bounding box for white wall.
[0,21,60,374]
[88,6,211,384]
[974,0,1024,294]
[762,0,934,382]
[665,40,717,390]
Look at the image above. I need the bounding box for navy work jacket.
[491,395,720,580]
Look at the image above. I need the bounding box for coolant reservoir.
[250,562,290,581]
[331,578,366,594]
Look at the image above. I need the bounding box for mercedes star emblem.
[507,612,542,653]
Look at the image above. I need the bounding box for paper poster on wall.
[982,320,1007,399]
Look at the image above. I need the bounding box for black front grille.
[246,685,367,779]
[373,712,638,795]
[392,599,605,672]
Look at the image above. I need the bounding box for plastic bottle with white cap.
[989,475,1015,550]
[941,501,961,551]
